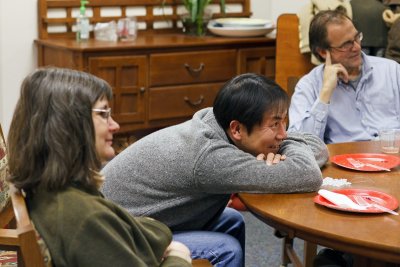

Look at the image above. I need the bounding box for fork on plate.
[353,195,398,215]
[347,157,390,171]
[347,157,363,168]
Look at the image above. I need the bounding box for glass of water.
[379,129,400,154]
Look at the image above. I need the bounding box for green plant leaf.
[197,0,206,18]
[189,0,198,23]
[220,0,226,14]
[179,0,227,35]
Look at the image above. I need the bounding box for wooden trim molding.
[38,0,251,39]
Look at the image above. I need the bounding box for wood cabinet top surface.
[36,33,275,52]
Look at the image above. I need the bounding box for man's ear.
[228,120,243,141]
[317,47,327,60]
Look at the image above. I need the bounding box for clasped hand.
[256,153,286,165]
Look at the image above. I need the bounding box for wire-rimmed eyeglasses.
[92,108,112,122]
[328,32,363,52]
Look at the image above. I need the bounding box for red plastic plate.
[314,188,399,213]
[330,153,400,171]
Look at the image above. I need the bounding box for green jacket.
[28,186,190,267]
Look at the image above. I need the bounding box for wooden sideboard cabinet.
[36,36,276,135]
[36,0,275,143]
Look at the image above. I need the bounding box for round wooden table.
[239,141,400,266]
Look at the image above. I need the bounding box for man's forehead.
[327,20,355,36]
[263,110,287,120]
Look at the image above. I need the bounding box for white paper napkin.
[318,189,366,210]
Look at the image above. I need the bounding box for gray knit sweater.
[101,108,328,231]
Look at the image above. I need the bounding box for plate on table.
[314,188,399,213]
[213,18,272,28]
[330,153,400,171]
[207,22,275,37]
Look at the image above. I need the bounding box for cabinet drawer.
[150,50,236,86]
[148,83,222,121]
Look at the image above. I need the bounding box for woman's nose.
[109,116,120,133]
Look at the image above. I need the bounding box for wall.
[0,0,38,137]
[0,0,307,137]
[252,0,307,22]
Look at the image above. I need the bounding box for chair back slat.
[0,229,19,247]
[10,187,31,229]
[275,14,314,93]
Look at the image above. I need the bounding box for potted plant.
[163,0,226,36]
[181,0,225,35]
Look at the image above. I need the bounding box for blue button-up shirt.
[288,53,400,144]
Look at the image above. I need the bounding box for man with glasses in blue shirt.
[289,9,400,144]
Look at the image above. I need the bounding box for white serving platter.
[208,22,275,37]
[213,18,272,28]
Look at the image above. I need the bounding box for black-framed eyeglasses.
[92,108,112,122]
[328,32,363,52]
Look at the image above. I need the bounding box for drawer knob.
[184,63,205,75]
[139,87,146,93]
[184,95,204,107]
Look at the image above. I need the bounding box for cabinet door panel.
[149,83,222,121]
[89,56,147,132]
[238,47,276,80]
[150,50,236,86]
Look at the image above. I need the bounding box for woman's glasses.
[92,108,112,122]
[328,32,363,52]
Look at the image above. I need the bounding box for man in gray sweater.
[102,73,329,267]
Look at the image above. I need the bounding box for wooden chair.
[0,123,18,267]
[274,14,317,267]
[275,14,314,97]
[0,184,48,267]
[0,123,13,229]
[0,123,51,267]
[0,127,17,267]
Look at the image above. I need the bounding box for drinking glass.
[379,129,400,154]
[117,17,137,41]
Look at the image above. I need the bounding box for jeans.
[173,207,245,267]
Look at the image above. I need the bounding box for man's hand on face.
[320,51,349,104]
[257,153,287,166]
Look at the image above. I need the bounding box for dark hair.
[213,73,289,134]
[309,8,352,62]
[7,67,112,193]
